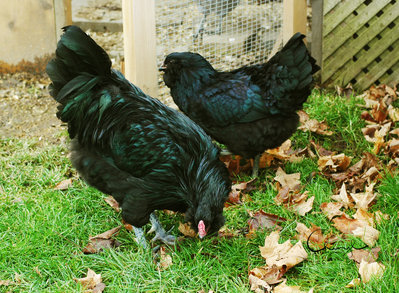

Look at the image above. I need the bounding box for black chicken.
[161,33,320,176]
[46,26,231,247]
[193,0,241,40]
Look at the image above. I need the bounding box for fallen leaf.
[332,214,364,234]
[345,278,361,288]
[336,84,354,98]
[310,141,335,156]
[318,153,351,173]
[273,280,312,293]
[178,222,196,237]
[320,202,344,220]
[295,222,326,248]
[249,265,284,288]
[358,260,385,283]
[293,196,314,216]
[331,184,353,209]
[248,273,272,293]
[374,211,390,224]
[226,179,255,206]
[353,209,374,227]
[347,247,380,264]
[83,226,122,254]
[53,178,72,190]
[104,196,120,212]
[158,247,173,270]
[74,268,105,292]
[266,139,304,163]
[260,231,308,269]
[388,104,399,122]
[0,280,14,286]
[352,225,379,247]
[248,210,286,233]
[298,110,333,136]
[350,183,377,210]
[274,168,301,191]
[218,227,241,238]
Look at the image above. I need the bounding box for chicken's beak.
[159,65,166,72]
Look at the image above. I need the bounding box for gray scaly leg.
[252,154,260,178]
[148,213,176,246]
[133,226,148,249]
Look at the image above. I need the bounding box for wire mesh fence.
[155,0,283,70]
[155,0,283,102]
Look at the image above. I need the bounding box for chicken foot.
[132,226,148,249]
[148,213,176,246]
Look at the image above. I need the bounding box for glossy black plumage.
[162,33,320,160]
[46,26,231,236]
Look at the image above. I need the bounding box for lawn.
[0,89,398,292]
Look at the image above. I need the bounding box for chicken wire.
[155,0,283,71]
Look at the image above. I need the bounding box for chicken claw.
[148,213,176,246]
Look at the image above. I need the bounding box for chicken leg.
[148,213,176,246]
[132,226,148,249]
[252,154,260,177]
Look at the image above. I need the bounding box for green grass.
[1,90,398,292]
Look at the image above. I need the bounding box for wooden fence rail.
[312,0,399,91]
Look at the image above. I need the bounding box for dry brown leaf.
[248,273,272,293]
[260,231,308,270]
[352,225,380,247]
[53,178,72,190]
[178,222,196,237]
[374,211,390,224]
[249,265,287,287]
[331,184,353,209]
[358,260,385,283]
[74,268,105,292]
[266,139,304,163]
[295,222,326,247]
[273,280,312,293]
[320,202,344,220]
[298,110,333,136]
[157,246,173,270]
[332,214,364,234]
[274,167,301,191]
[353,209,374,227]
[83,226,122,254]
[226,179,255,206]
[350,183,377,210]
[347,247,380,264]
[218,227,241,238]
[104,196,120,212]
[248,210,286,233]
[388,104,399,122]
[0,280,14,286]
[310,141,335,156]
[293,196,314,216]
[318,154,351,173]
[345,278,361,288]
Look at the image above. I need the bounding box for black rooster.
[46,26,231,247]
[193,0,241,40]
[161,33,319,176]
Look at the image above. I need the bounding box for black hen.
[193,0,241,39]
[161,33,320,176]
[46,26,231,246]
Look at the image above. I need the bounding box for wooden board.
[0,0,57,64]
[122,0,158,97]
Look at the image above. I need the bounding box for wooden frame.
[283,0,308,44]
[122,0,158,97]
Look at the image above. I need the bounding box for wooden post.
[122,0,158,97]
[311,0,323,74]
[54,0,72,41]
[283,0,307,44]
